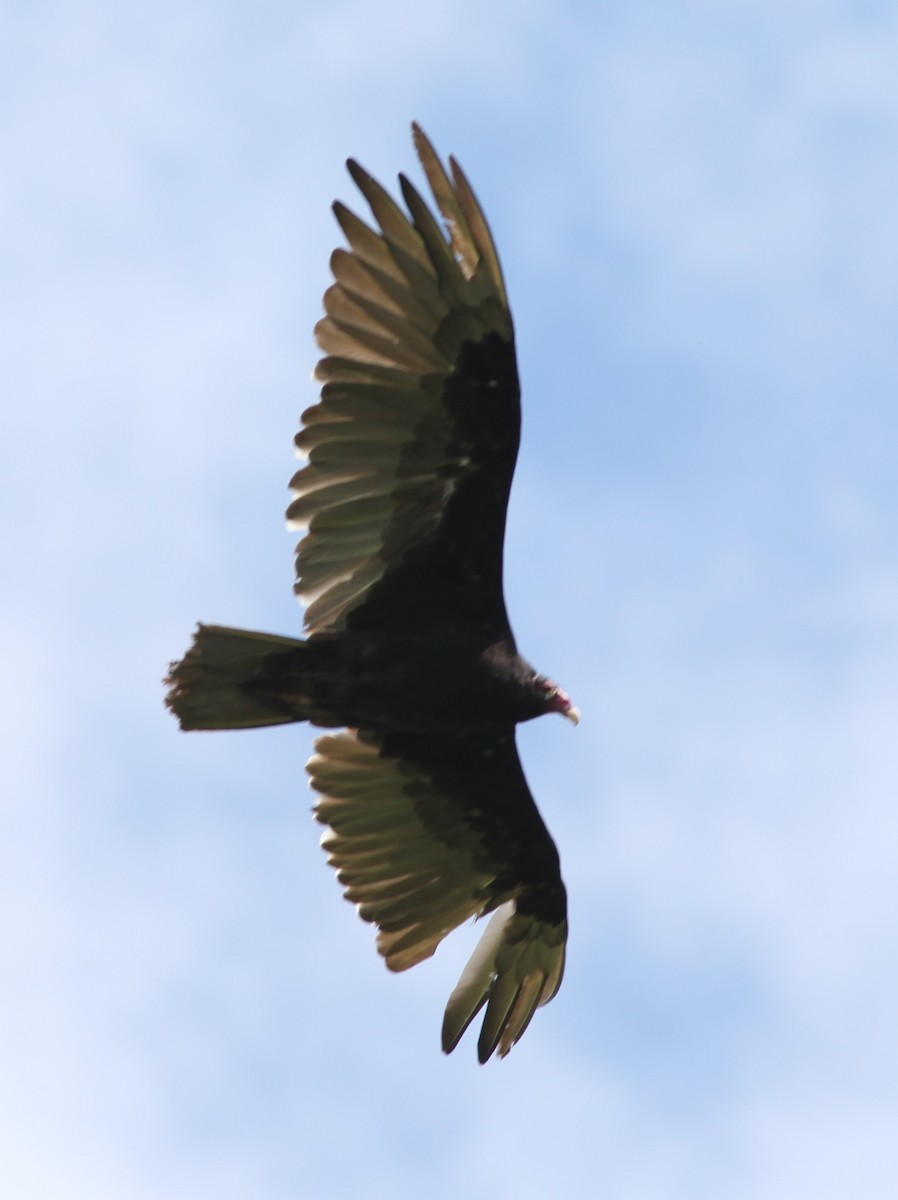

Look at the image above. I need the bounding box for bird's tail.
[165,623,326,731]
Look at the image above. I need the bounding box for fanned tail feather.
[164,624,311,730]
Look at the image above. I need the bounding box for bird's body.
[181,627,557,733]
[166,125,577,1062]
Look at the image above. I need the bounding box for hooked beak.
[545,681,581,726]
[550,687,580,726]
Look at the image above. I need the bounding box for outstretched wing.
[289,124,521,643]
[309,728,567,1062]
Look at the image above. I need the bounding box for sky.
[3,0,898,1195]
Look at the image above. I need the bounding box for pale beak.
[563,703,581,727]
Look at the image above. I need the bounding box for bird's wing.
[309,727,567,1062]
[289,124,520,643]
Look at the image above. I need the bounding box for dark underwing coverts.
[165,124,574,1063]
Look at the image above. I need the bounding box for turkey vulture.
[165,124,578,1062]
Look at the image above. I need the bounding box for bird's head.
[536,677,581,726]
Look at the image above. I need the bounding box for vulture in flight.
[165,124,578,1063]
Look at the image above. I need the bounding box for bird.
[165,123,579,1063]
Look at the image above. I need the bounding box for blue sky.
[4,0,898,1195]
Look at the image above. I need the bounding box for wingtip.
[441,993,488,1058]
[410,122,441,176]
[440,901,567,1063]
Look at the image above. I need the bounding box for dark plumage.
[165,124,578,1062]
